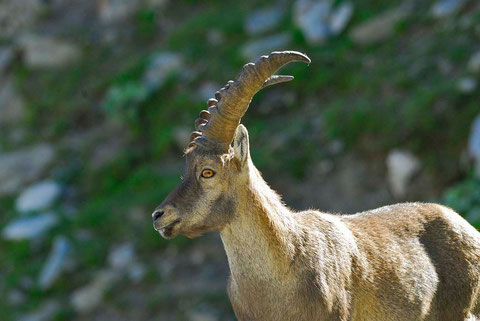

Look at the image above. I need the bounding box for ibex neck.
[220,165,296,281]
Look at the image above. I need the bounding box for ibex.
[152,51,480,321]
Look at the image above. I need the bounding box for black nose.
[152,210,164,222]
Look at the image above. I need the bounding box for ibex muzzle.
[153,51,480,321]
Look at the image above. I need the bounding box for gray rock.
[127,262,146,283]
[431,0,466,18]
[0,46,14,74]
[386,149,421,199]
[241,33,291,60]
[350,6,410,45]
[2,213,58,240]
[293,0,332,44]
[457,77,477,93]
[468,114,480,177]
[0,143,55,196]
[0,79,26,125]
[16,180,62,213]
[71,269,120,313]
[146,0,169,8]
[468,51,480,74]
[187,310,219,321]
[108,243,135,270]
[98,0,139,23]
[206,29,225,46]
[18,300,60,321]
[143,52,182,91]
[17,34,81,68]
[38,236,71,290]
[244,6,284,35]
[7,289,26,306]
[329,2,354,36]
[88,136,125,170]
[0,0,42,38]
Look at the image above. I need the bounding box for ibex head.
[152,51,310,239]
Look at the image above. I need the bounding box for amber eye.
[201,169,215,178]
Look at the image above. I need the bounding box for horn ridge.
[188,51,310,150]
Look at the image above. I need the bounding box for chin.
[158,227,179,239]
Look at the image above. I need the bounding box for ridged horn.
[193,51,310,150]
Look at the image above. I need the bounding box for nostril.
[152,210,164,222]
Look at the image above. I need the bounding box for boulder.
[2,213,58,241]
[0,144,55,196]
[244,6,284,35]
[468,114,480,177]
[431,0,466,18]
[70,269,120,313]
[38,236,71,289]
[0,0,42,38]
[350,6,410,45]
[17,34,81,68]
[15,180,62,213]
[386,149,421,199]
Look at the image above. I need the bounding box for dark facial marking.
[162,219,181,238]
[206,194,236,229]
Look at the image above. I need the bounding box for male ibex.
[152,51,480,321]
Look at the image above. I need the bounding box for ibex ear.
[233,124,250,168]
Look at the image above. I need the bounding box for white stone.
[38,236,71,289]
[329,2,353,35]
[0,144,55,195]
[244,6,284,35]
[431,0,466,18]
[241,33,291,60]
[0,0,42,38]
[71,270,119,313]
[108,243,135,270]
[386,149,421,198]
[143,52,182,91]
[98,0,139,23]
[293,0,332,44]
[17,34,81,68]
[2,213,58,240]
[468,114,480,178]
[88,136,125,170]
[468,51,480,74]
[16,180,62,213]
[457,77,477,93]
[7,289,26,306]
[0,46,13,74]
[350,6,410,45]
[187,310,219,321]
[206,29,225,46]
[127,262,146,283]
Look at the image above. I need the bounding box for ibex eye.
[201,169,215,178]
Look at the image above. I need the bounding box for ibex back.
[152,51,480,321]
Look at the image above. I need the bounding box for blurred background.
[0,0,479,320]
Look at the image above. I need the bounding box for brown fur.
[154,125,480,321]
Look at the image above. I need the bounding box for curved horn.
[194,51,310,150]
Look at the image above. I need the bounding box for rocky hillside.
[1,0,479,320]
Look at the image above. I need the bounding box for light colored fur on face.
[156,125,480,321]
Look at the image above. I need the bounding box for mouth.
[155,219,181,239]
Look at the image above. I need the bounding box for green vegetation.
[1,0,479,320]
